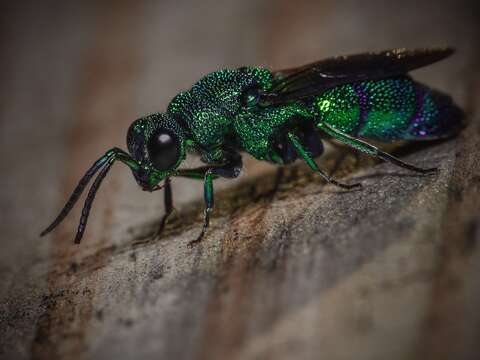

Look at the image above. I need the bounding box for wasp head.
[126,112,186,191]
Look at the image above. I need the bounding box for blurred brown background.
[0,1,479,359]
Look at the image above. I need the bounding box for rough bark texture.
[0,1,479,360]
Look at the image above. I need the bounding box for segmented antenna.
[74,157,115,244]
[40,153,113,238]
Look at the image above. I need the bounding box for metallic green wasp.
[41,47,463,245]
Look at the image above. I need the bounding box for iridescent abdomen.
[314,77,462,142]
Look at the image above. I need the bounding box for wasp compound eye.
[241,87,261,108]
[147,128,180,171]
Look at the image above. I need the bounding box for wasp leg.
[270,166,285,197]
[175,152,242,246]
[287,132,361,189]
[317,123,437,173]
[152,177,176,240]
[188,169,214,247]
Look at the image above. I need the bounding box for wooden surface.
[0,1,479,359]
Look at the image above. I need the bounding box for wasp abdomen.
[315,78,463,142]
[403,87,463,140]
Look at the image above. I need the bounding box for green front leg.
[317,122,437,173]
[174,168,215,246]
[174,153,242,245]
[191,169,214,246]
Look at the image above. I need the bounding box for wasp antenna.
[40,153,113,237]
[74,157,115,244]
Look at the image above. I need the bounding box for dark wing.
[263,47,454,104]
